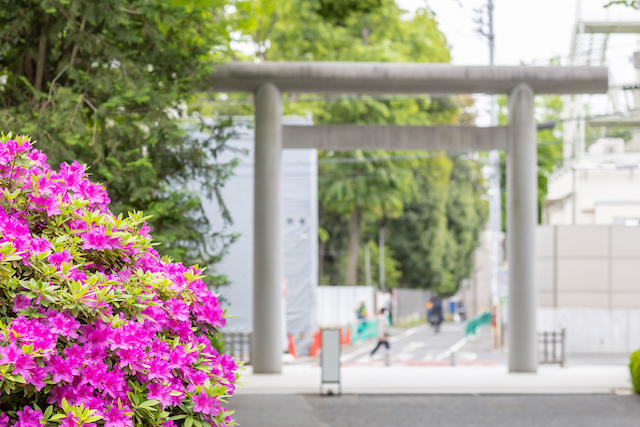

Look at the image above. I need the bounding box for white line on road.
[340,324,430,362]
[434,336,469,361]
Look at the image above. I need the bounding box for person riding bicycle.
[428,296,443,333]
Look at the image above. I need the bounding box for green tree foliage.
[0,0,239,286]
[386,157,487,295]
[356,240,401,288]
[319,152,416,285]
[316,0,383,23]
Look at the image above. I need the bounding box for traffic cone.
[288,334,298,359]
[345,328,352,344]
[309,330,321,356]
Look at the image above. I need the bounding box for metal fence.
[223,329,252,365]
[538,328,566,367]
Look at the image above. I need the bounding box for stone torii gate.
[208,62,608,374]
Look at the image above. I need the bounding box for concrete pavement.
[234,363,631,395]
[228,394,640,427]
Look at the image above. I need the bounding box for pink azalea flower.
[15,406,43,427]
[26,149,47,166]
[49,355,79,383]
[49,312,81,339]
[12,295,31,313]
[59,413,80,427]
[81,362,107,388]
[147,382,173,408]
[147,357,171,382]
[13,354,36,379]
[48,250,74,268]
[27,366,48,391]
[192,393,219,415]
[165,298,189,322]
[81,226,117,251]
[102,370,126,398]
[0,413,9,427]
[30,237,51,254]
[0,345,20,365]
[103,405,132,427]
[117,347,146,372]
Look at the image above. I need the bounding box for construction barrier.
[351,319,378,343]
[465,311,492,338]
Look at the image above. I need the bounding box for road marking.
[341,324,430,362]
[434,336,469,361]
[389,324,430,343]
[422,353,434,361]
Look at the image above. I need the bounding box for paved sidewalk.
[235,363,632,394]
[228,394,640,427]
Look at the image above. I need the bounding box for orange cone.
[309,330,321,356]
[345,328,352,344]
[288,334,298,358]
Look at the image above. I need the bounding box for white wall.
[538,308,640,354]
[537,225,640,309]
[316,286,375,328]
[536,225,640,353]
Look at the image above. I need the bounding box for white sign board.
[321,329,341,391]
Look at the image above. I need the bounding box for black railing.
[538,328,566,367]
[223,329,252,365]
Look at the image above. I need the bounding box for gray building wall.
[536,225,640,353]
[392,288,432,325]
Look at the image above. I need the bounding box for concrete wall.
[537,225,640,353]
[537,225,640,308]
[537,307,640,353]
[392,288,432,325]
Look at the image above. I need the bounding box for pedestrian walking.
[370,308,390,356]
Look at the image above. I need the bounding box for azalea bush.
[0,133,239,427]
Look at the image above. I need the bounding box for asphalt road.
[228,394,640,427]
[340,322,505,366]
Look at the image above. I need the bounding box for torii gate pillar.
[507,84,538,373]
[253,82,283,374]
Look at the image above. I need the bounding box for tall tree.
[319,151,416,285]
[0,0,239,286]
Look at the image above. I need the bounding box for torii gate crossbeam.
[207,62,608,374]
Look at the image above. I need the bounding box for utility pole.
[365,244,372,287]
[476,0,502,347]
[379,227,386,292]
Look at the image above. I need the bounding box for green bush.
[629,348,640,393]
